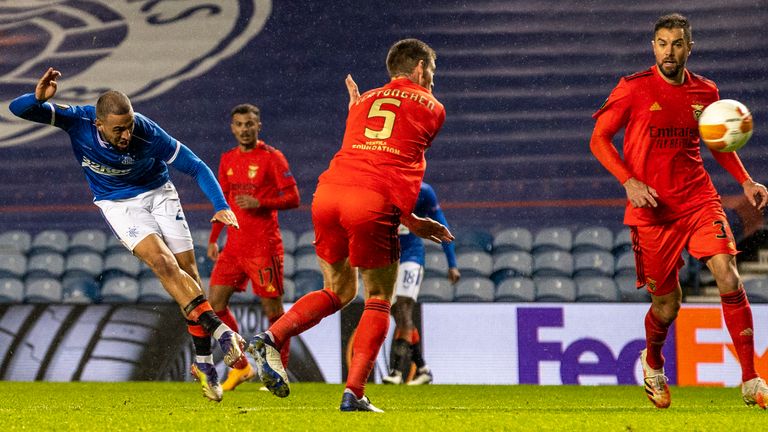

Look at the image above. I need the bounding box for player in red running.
[590,13,768,409]
[247,38,453,412]
[207,103,300,391]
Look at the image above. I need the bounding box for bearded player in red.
[591,13,768,409]
[247,38,454,412]
[207,103,300,391]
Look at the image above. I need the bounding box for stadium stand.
[417,277,455,303]
[0,278,24,303]
[491,251,533,284]
[68,229,108,255]
[615,275,651,303]
[494,277,536,303]
[532,227,573,254]
[454,277,496,302]
[0,253,26,279]
[25,278,63,303]
[25,252,65,281]
[456,251,493,278]
[534,277,577,302]
[29,230,69,257]
[0,231,31,255]
[424,251,449,278]
[575,276,620,303]
[743,277,768,303]
[533,250,574,278]
[138,277,174,303]
[572,227,614,253]
[281,229,297,255]
[573,251,615,278]
[100,276,140,304]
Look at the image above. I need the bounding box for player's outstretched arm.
[211,209,239,230]
[401,213,454,244]
[346,74,360,109]
[742,179,768,211]
[36,67,61,102]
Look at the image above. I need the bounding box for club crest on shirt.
[120,155,135,165]
[691,104,705,121]
[646,277,657,293]
[0,0,272,148]
[248,165,259,179]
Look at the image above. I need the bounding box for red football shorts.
[312,183,401,269]
[209,251,284,298]
[631,202,738,296]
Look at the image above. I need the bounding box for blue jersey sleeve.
[422,184,457,268]
[170,144,230,212]
[9,93,90,131]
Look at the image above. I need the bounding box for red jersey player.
[207,103,300,391]
[246,39,454,412]
[590,13,768,409]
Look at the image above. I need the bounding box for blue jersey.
[10,93,228,210]
[399,182,457,268]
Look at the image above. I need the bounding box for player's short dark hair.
[96,90,132,120]
[230,103,260,119]
[654,13,692,44]
[386,38,437,78]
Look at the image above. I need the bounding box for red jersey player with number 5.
[247,38,454,412]
[590,13,768,409]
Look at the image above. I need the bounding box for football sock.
[389,339,410,376]
[195,354,214,365]
[269,288,341,348]
[184,296,228,336]
[410,328,425,369]
[187,320,212,356]
[216,308,239,333]
[644,307,669,370]
[346,298,391,398]
[269,313,290,367]
[721,287,758,382]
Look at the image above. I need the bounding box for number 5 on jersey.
[365,98,401,139]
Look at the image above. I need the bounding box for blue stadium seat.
[0,253,27,279]
[64,252,104,280]
[424,251,449,278]
[283,253,295,278]
[453,277,495,302]
[492,227,533,254]
[491,251,533,284]
[138,277,173,303]
[494,277,535,302]
[744,277,768,303]
[25,252,65,281]
[453,228,493,253]
[68,229,107,255]
[456,251,493,278]
[612,228,632,255]
[193,246,214,278]
[614,251,636,277]
[534,277,576,302]
[533,251,573,278]
[532,227,572,254]
[292,270,324,298]
[572,227,614,253]
[0,278,24,303]
[100,276,140,303]
[295,253,321,273]
[294,230,315,257]
[102,251,141,279]
[104,235,126,256]
[615,275,650,303]
[575,276,619,302]
[29,230,69,256]
[573,251,615,278]
[281,229,297,255]
[62,278,100,304]
[25,278,63,303]
[417,277,455,303]
[282,277,296,302]
[0,230,32,255]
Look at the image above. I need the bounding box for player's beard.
[657,59,684,80]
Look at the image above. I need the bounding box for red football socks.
[269,288,341,348]
[644,308,670,370]
[721,287,758,382]
[269,313,291,367]
[346,298,391,398]
[216,308,239,333]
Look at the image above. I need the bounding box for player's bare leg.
[383,297,414,384]
[707,254,766,408]
[641,288,679,409]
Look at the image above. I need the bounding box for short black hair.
[96,90,132,120]
[386,38,436,78]
[230,103,260,119]
[654,13,692,44]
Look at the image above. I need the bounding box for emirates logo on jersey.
[691,104,705,121]
[248,165,259,179]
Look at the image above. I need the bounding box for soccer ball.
[698,99,753,152]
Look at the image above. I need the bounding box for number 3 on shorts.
[365,98,401,139]
[713,220,728,239]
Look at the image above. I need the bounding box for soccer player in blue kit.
[382,182,460,385]
[10,67,248,402]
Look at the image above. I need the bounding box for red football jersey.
[318,77,446,214]
[216,141,296,256]
[592,66,747,225]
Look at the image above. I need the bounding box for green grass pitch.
[1,382,764,431]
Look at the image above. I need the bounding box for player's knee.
[144,253,180,279]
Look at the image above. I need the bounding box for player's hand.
[346,74,360,109]
[235,194,260,209]
[207,243,220,261]
[742,179,768,211]
[447,267,461,284]
[211,209,239,229]
[623,177,659,208]
[401,213,454,244]
[35,67,61,102]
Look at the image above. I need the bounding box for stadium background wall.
[1,303,766,387]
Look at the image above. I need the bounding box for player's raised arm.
[345,74,360,109]
[35,67,62,102]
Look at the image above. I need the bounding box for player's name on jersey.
[357,88,437,111]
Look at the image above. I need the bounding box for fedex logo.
[516,306,768,387]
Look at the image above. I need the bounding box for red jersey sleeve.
[590,78,634,184]
[258,150,300,210]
